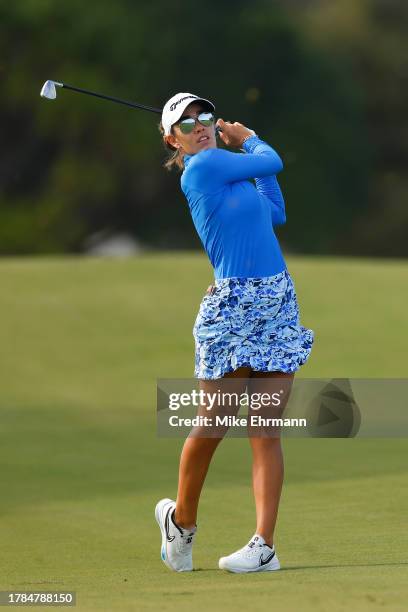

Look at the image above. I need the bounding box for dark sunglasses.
[176,111,215,135]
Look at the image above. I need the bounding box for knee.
[188,431,224,448]
[249,435,282,451]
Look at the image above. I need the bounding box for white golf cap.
[161,92,215,136]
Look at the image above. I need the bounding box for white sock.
[249,534,264,546]
[251,534,273,549]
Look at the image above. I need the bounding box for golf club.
[40,80,222,134]
[40,80,162,113]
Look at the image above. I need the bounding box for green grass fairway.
[0,253,407,611]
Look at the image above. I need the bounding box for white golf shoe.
[218,534,280,573]
[155,498,197,572]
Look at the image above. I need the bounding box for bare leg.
[174,367,251,529]
[247,372,294,547]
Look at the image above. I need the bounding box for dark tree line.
[0,0,406,256]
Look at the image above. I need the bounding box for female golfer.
[155,92,314,573]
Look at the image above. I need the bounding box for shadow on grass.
[192,561,408,573]
[280,561,408,571]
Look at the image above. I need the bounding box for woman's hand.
[216,118,255,148]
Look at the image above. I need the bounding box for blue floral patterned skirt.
[193,268,314,380]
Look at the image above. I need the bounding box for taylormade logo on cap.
[162,92,215,136]
[169,95,198,112]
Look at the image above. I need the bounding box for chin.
[198,141,215,152]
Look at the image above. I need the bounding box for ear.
[166,133,182,150]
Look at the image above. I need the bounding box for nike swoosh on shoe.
[259,549,276,566]
[165,507,175,542]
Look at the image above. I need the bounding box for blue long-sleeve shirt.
[181,135,287,279]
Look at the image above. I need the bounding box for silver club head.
[40,80,63,100]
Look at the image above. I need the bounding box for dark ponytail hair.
[158,122,185,172]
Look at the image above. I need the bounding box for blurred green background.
[1,0,407,256]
